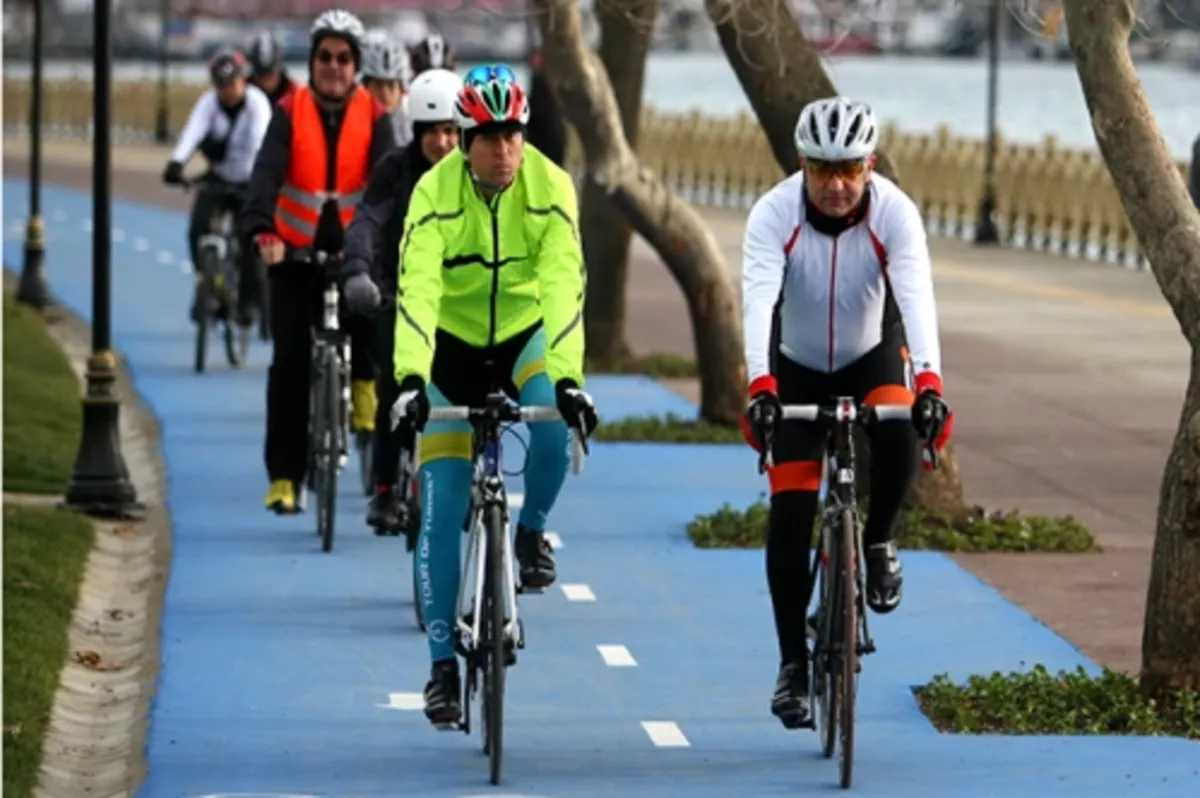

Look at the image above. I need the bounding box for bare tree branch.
[531,0,748,422]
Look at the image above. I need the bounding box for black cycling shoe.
[771,660,813,730]
[365,486,403,536]
[515,525,556,589]
[423,658,462,726]
[866,541,903,614]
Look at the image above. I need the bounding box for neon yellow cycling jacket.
[392,145,586,388]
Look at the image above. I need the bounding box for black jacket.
[341,143,432,292]
[243,89,397,254]
[525,69,566,167]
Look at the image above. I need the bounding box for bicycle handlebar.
[756,400,941,473]
[418,405,589,476]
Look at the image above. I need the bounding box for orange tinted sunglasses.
[804,159,869,181]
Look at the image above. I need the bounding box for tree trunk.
[704,0,899,180]
[579,0,658,367]
[532,0,746,422]
[706,0,956,509]
[1061,0,1200,698]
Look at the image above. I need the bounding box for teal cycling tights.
[415,330,570,663]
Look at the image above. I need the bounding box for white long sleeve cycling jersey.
[742,172,942,383]
[171,84,272,184]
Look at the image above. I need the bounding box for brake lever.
[756,426,775,475]
[575,410,591,456]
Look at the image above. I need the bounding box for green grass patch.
[586,353,698,378]
[3,505,96,797]
[686,497,1098,553]
[593,413,743,443]
[914,665,1200,738]
[2,294,81,494]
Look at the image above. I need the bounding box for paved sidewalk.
[6,137,1185,673]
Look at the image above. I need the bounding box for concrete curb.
[6,283,172,798]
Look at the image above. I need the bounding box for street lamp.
[17,0,50,309]
[974,0,1002,245]
[155,0,170,144]
[63,0,143,520]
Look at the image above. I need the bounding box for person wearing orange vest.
[243,8,398,515]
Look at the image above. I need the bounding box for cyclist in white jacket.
[740,97,953,730]
[162,49,272,325]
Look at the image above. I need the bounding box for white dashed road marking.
[81,219,93,232]
[597,644,637,667]
[641,721,689,747]
[112,228,126,243]
[508,492,524,509]
[156,250,174,265]
[560,583,596,602]
[133,237,149,251]
[378,692,424,711]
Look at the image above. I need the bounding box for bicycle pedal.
[432,721,461,732]
[516,584,544,595]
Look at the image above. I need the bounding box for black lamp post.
[17,0,50,309]
[63,0,143,520]
[974,0,1002,245]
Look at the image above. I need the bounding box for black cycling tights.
[765,341,918,665]
[263,262,376,484]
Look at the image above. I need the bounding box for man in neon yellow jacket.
[390,64,599,726]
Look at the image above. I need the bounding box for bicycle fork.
[454,481,525,660]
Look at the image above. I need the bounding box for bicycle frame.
[410,396,586,655]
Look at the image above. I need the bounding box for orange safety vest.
[274,85,375,248]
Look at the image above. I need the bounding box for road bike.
[405,390,587,785]
[297,249,352,553]
[759,398,940,789]
[180,178,251,374]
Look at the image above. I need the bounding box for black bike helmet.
[410,33,457,75]
[246,31,284,78]
[209,48,246,87]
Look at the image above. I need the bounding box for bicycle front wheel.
[316,351,340,552]
[815,531,838,760]
[193,248,217,374]
[483,502,507,785]
[838,506,858,789]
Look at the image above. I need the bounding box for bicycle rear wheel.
[316,351,340,552]
[838,506,858,789]
[482,502,507,785]
[193,249,216,374]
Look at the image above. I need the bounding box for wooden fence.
[4,78,1192,267]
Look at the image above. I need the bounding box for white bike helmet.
[310,9,366,67]
[361,28,412,84]
[794,97,878,161]
[408,68,462,124]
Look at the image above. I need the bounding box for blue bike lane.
[6,178,1199,797]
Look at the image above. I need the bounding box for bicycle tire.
[312,353,337,551]
[838,505,858,789]
[320,352,341,552]
[357,431,374,497]
[816,528,838,760]
[193,248,216,374]
[484,502,506,785]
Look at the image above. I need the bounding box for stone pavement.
[5,136,1186,674]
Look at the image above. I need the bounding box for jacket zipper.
[827,238,839,372]
[488,196,501,349]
